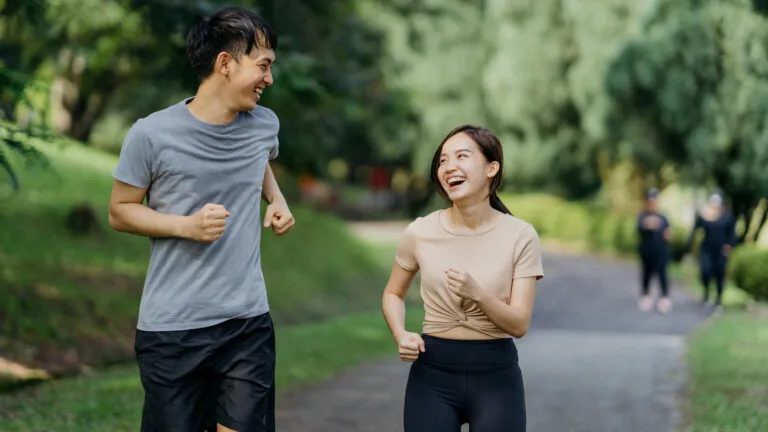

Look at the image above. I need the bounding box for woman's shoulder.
[497,213,539,236]
[402,210,442,235]
[415,209,443,223]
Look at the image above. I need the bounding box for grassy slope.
[685,310,768,431]
[0,138,389,375]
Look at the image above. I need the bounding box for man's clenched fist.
[263,199,295,236]
[185,203,230,243]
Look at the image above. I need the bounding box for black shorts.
[135,312,276,432]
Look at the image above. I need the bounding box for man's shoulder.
[244,105,280,129]
[128,102,183,136]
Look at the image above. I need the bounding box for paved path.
[275,223,711,431]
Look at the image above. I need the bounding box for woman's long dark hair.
[430,125,512,215]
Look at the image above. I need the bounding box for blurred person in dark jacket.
[636,188,673,313]
[684,191,738,312]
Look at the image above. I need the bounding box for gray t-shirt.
[112,97,279,331]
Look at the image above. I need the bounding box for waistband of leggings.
[417,334,519,367]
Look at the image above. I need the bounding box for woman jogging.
[636,188,673,313]
[685,192,738,310]
[381,125,544,431]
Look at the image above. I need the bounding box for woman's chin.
[446,190,474,204]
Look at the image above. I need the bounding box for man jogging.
[108,7,293,432]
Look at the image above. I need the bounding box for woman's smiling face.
[436,132,499,204]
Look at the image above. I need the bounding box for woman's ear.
[487,161,500,178]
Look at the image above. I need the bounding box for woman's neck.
[447,199,498,231]
[702,205,722,221]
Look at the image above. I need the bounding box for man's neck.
[187,82,238,125]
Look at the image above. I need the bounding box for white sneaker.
[657,297,672,313]
[638,296,653,312]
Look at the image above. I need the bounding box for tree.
[0,66,52,191]
[605,0,768,241]
[1,0,418,178]
[359,0,658,200]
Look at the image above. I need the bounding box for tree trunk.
[730,193,761,244]
[66,92,106,142]
[49,49,111,143]
[754,200,768,242]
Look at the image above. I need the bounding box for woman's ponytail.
[489,192,512,215]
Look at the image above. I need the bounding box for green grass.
[0,307,425,431]
[0,137,387,376]
[686,310,768,431]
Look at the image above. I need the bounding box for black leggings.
[640,255,669,297]
[700,250,727,304]
[403,334,526,432]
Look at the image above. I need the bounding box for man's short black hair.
[186,7,278,81]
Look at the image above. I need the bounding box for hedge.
[499,193,649,257]
[727,244,768,301]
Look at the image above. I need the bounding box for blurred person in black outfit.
[685,192,738,311]
[636,188,673,313]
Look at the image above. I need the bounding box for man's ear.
[215,51,232,77]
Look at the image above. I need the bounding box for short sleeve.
[395,223,420,272]
[263,107,279,160]
[269,135,279,160]
[112,122,154,188]
[513,225,544,280]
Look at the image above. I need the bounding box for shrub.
[728,244,768,301]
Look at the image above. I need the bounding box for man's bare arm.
[261,163,286,204]
[108,180,229,242]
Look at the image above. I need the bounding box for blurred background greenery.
[2,0,768,430]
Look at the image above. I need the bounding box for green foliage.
[499,192,641,256]
[605,0,768,240]
[728,244,768,301]
[0,65,54,191]
[0,0,418,177]
[0,122,50,192]
[359,0,661,199]
[754,0,768,15]
[499,192,711,264]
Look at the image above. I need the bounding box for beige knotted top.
[396,209,544,339]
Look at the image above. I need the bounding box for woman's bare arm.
[382,264,418,344]
[474,277,537,338]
